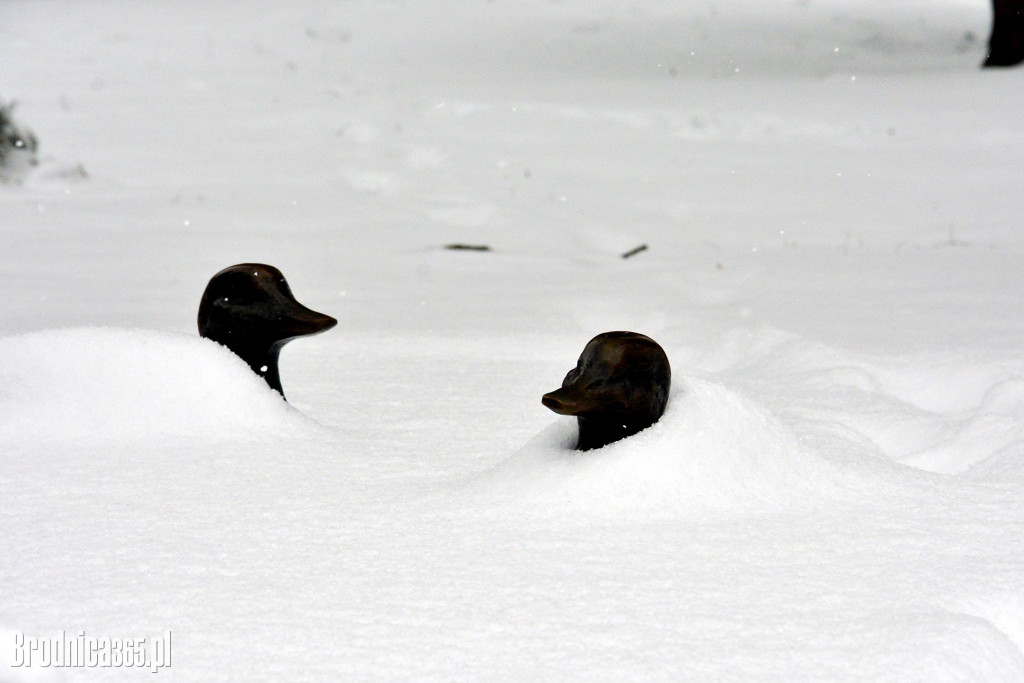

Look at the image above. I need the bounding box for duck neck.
[575,413,653,451]
[237,343,285,398]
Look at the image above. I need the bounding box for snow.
[2,0,1024,679]
[0,328,308,445]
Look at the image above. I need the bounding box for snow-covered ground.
[3,0,1024,679]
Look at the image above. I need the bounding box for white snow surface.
[3,0,1024,679]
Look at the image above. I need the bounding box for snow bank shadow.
[691,329,1024,481]
[463,376,860,520]
[0,327,314,446]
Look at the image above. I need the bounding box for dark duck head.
[198,263,336,398]
[542,331,671,451]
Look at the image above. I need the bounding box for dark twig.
[444,243,491,252]
[621,244,648,259]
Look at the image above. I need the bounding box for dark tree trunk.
[985,0,1024,66]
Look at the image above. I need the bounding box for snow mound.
[691,328,1024,479]
[907,378,1024,479]
[0,327,310,445]
[465,376,854,519]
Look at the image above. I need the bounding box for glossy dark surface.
[543,331,671,451]
[198,263,336,398]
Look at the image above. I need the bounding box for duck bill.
[280,303,338,339]
[541,385,599,416]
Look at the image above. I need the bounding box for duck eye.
[586,379,607,390]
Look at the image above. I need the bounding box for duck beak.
[542,385,599,416]
[280,303,337,339]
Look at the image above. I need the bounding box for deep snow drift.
[2,0,1024,680]
[0,328,309,445]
